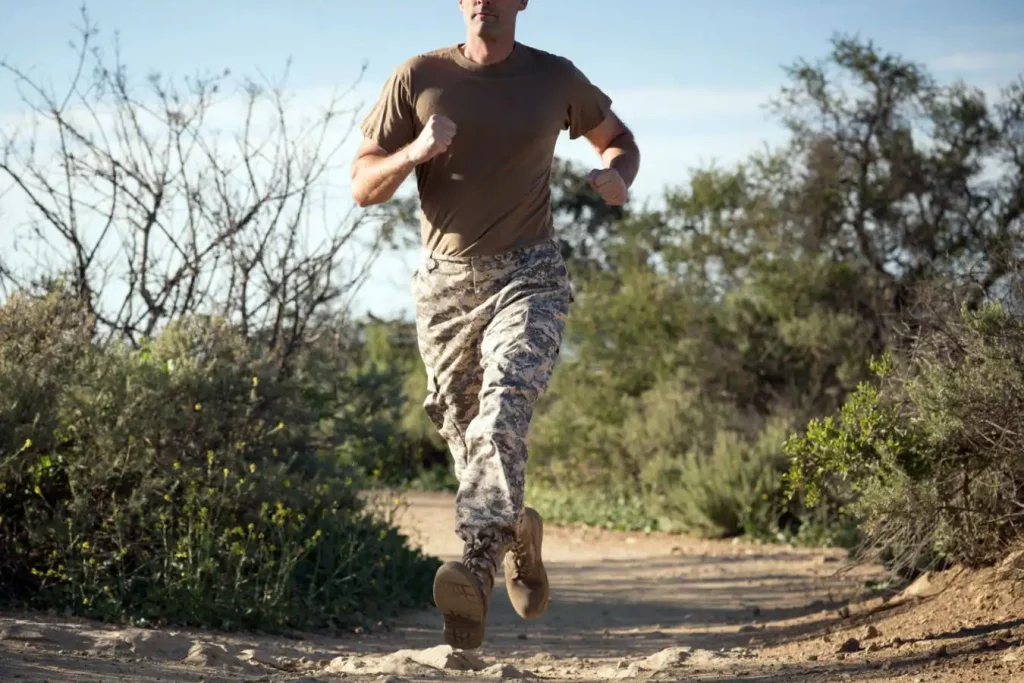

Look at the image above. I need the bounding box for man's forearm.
[351,147,418,207]
[603,132,640,188]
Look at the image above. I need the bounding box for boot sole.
[433,561,487,650]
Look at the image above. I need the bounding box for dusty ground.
[1,490,1023,682]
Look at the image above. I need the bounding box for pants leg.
[413,241,571,582]
[412,264,485,482]
[456,251,570,548]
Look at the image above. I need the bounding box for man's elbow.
[349,168,379,208]
[351,188,376,208]
[610,127,639,154]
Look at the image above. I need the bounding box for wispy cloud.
[931,50,1024,73]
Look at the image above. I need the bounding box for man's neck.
[461,34,516,66]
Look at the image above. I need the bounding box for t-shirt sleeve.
[360,64,418,153]
[563,60,613,139]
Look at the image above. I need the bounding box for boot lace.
[509,536,527,577]
[463,532,502,588]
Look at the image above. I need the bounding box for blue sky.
[2,1,1023,319]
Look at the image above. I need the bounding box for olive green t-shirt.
[360,42,612,257]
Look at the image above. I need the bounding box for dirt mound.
[755,561,1024,682]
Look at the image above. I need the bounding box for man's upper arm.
[563,59,613,140]
[353,137,389,166]
[359,63,418,154]
[583,110,633,155]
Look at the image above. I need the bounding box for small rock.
[89,634,135,654]
[901,572,940,599]
[525,653,554,663]
[866,643,881,653]
[517,633,528,640]
[0,625,57,644]
[864,625,881,640]
[837,638,861,653]
[238,648,300,672]
[401,645,485,672]
[183,642,231,668]
[999,550,1024,575]
[689,650,727,665]
[806,654,819,662]
[738,625,761,633]
[642,647,693,670]
[1003,648,1022,663]
[618,662,646,679]
[483,663,534,679]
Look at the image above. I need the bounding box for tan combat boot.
[503,507,549,619]
[432,535,500,650]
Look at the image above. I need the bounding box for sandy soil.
[1,490,1022,682]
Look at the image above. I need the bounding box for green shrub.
[785,302,1024,574]
[525,256,873,542]
[644,417,793,539]
[301,320,451,490]
[0,291,439,631]
[526,483,659,532]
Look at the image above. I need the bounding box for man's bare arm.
[350,139,417,208]
[584,111,640,187]
[350,115,457,207]
[581,111,640,205]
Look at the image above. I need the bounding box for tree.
[768,34,1024,318]
[0,7,401,360]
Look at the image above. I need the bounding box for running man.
[350,0,640,650]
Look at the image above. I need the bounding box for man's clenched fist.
[406,115,457,165]
[586,168,628,206]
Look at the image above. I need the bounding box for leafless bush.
[0,6,400,361]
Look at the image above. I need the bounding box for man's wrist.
[401,145,419,170]
[610,159,636,189]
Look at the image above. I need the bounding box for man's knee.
[468,385,534,444]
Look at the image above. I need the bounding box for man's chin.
[470,18,502,34]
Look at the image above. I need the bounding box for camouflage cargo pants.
[412,239,571,575]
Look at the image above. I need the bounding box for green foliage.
[527,243,875,541]
[783,354,916,508]
[0,291,439,632]
[525,34,1023,551]
[645,417,794,539]
[786,302,1024,574]
[293,318,450,489]
[526,483,658,533]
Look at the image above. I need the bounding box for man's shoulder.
[515,43,586,81]
[391,45,459,76]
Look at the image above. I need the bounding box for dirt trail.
[1,490,1022,682]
